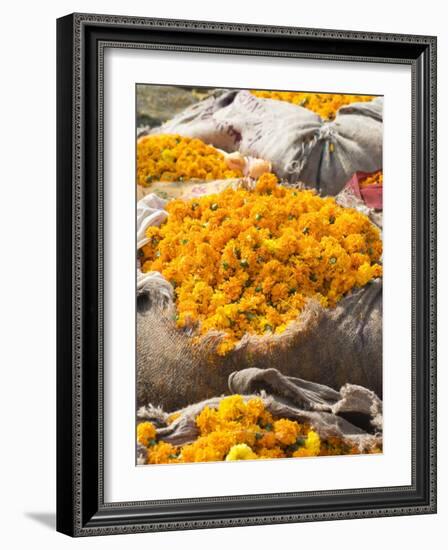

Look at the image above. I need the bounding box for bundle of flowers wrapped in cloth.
[137,173,383,411]
[136,367,382,464]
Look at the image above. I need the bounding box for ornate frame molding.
[56,13,437,537]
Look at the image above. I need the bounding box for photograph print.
[135,85,383,466]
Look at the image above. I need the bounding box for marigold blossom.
[274,418,301,446]
[147,440,178,464]
[136,421,156,447]
[225,443,258,461]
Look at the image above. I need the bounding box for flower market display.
[135,84,384,464]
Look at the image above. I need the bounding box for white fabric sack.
[136,193,168,249]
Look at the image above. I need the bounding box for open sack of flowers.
[136,173,382,412]
[135,368,382,465]
[142,89,383,196]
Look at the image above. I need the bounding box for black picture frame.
[56,13,437,537]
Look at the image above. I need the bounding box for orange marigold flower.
[136,421,156,447]
[245,397,266,424]
[273,418,301,446]
[147,441,178,464]
[179,431,236,463]
[255,430,277,449]
[195,406,220,435]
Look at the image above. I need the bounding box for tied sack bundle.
[136,177,382,412]
[150,89,383,196]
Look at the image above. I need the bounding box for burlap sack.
[149,89,383,196]
[136,184,382,412]
[137,278,382,412]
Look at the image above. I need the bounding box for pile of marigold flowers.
[359,170,383,189]
[137,133,243,186]
[140,173,382,354]
[250,90,375,120]
[137,395,381,464]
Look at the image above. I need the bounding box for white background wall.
[0,0,445,548]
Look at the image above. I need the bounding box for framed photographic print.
[56,13,437,536]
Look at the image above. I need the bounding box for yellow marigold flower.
[356,262,382,286]
[226,443,258,461]
[251,90,375,120]
[245,397,265,424]
[137,134,243,186]
[147,441,178,464]
[217,395,247,422]
[291,429,320,458]
[258,409,274,428]
[304,430,321,455]
[141,173,382,354]
[196,406,220,435]
[136,421,156,447]
[274,418,301,446]
[180,431,237,462]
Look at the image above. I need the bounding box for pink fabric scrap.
[346,171,383,210]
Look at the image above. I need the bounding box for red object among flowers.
[346,171,383,210]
